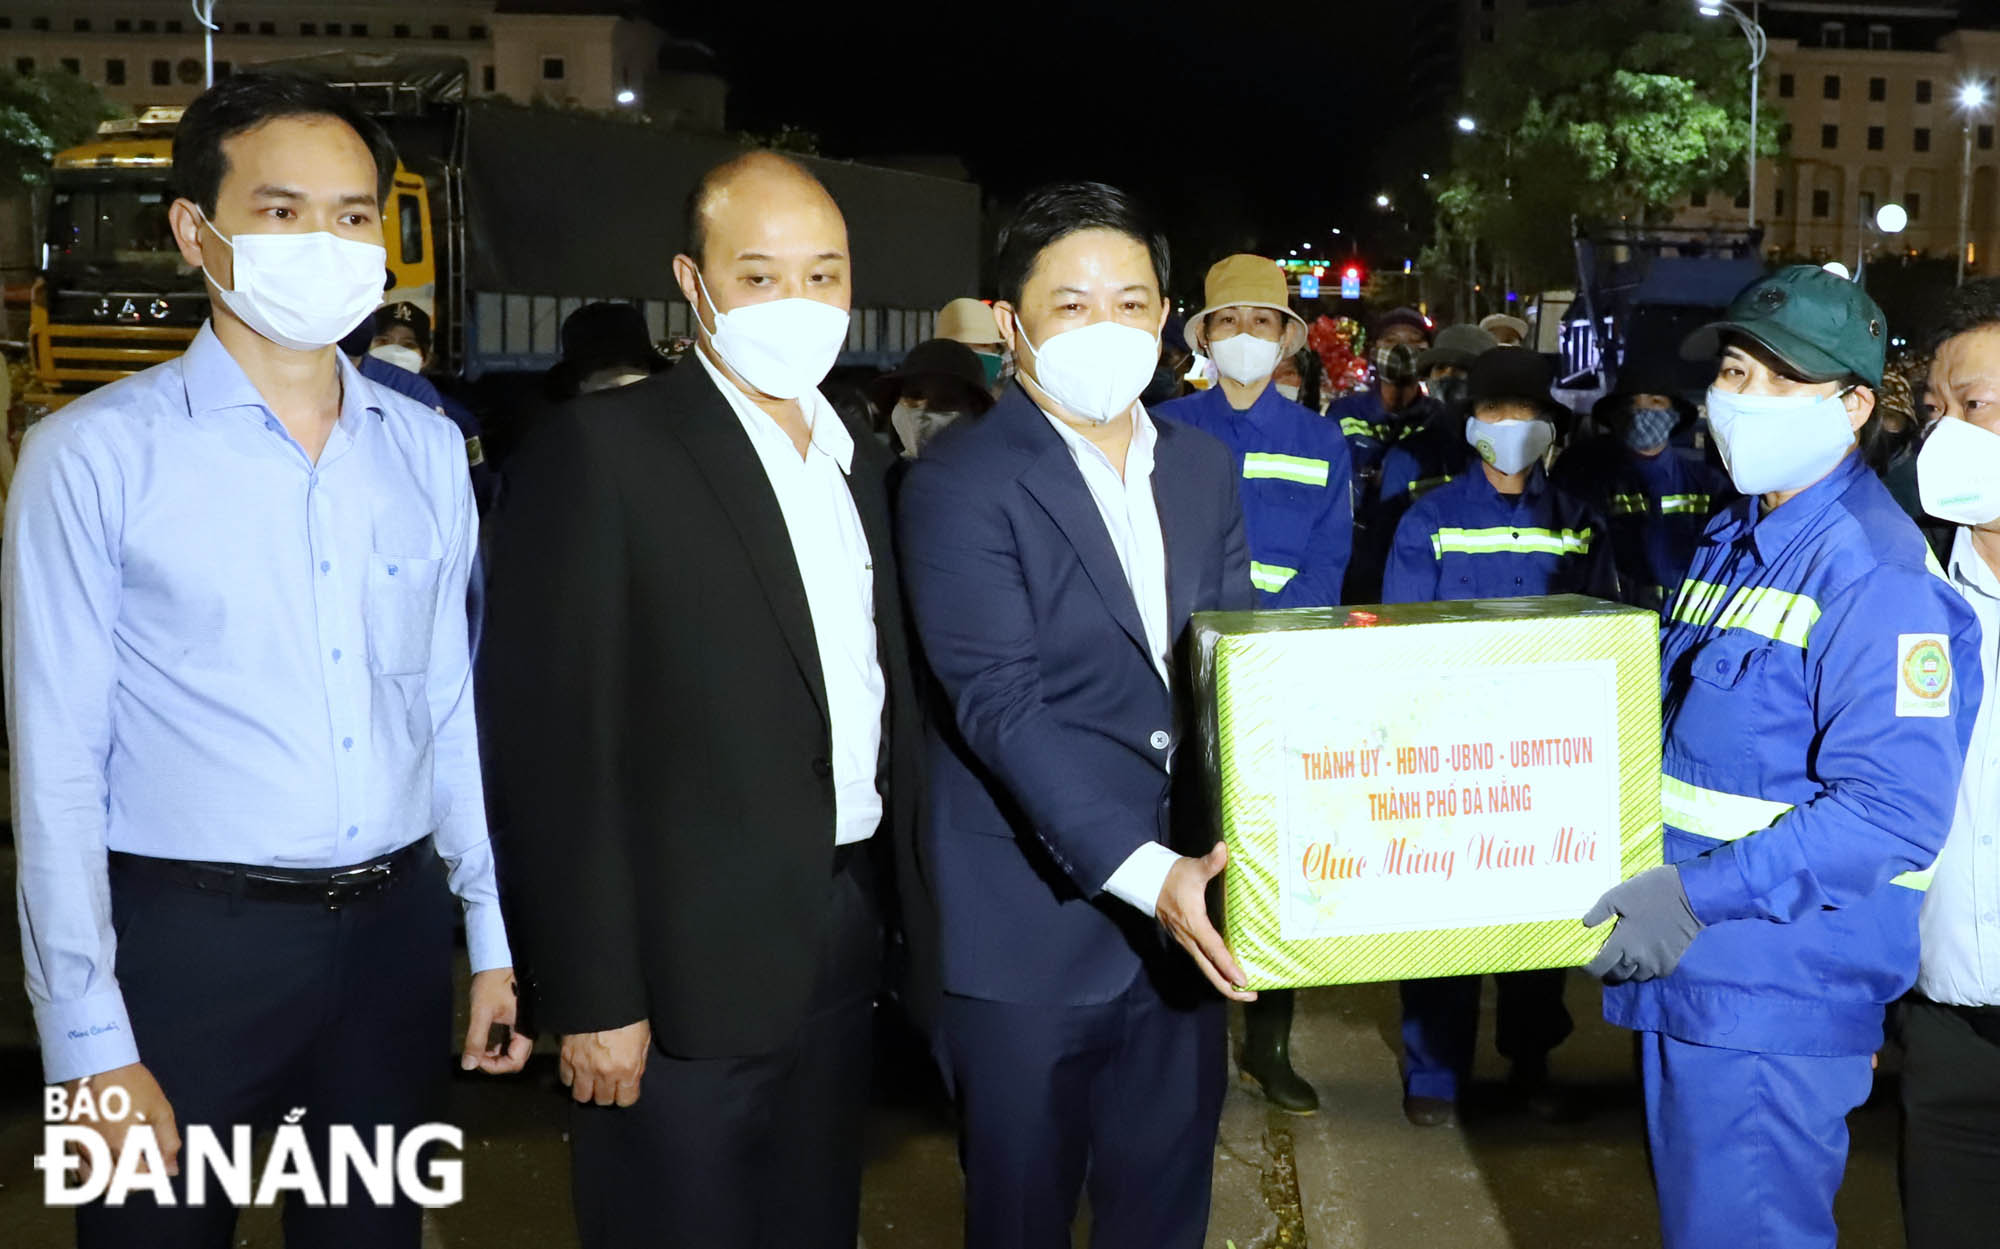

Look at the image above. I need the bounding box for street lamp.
[1696,0,1768,232]
[1960,81,1990,285]
[1456,115,1477,134]
[1854,201,1907,285]
[192,0,220,86]
[615,88,637,106]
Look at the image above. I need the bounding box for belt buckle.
[324,861,392,908]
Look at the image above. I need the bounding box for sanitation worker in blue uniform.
[1382,346,1617,1127]
[1157,253,1353,1113]
[1556,363,1735,614]
[1584,267,1982,1249]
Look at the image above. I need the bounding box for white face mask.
[1014,314,1160,425]
[198,207,386,352]
[891,401,960,458]
[1704,385,1857,496]
[1919,415,2000,525]
[1275,382,1302,403]
[694,267,851,400]
[1208,329,1284,386]
[368,343,423,374]
[1465,415,1554,474]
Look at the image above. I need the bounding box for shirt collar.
[693,344,853,473]
[179,320,385,426]
[1950,527,2000,603]
[1467,458,1547,506]
[1738,448,1868,563]
[1041,400,1157,477]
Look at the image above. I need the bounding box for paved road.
[0,842,1908,1247]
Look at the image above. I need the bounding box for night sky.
[665,0,1460,284]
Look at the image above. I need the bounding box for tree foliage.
[0,68,120,195]
[1435,0,1782,292]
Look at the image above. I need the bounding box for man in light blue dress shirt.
[4,72,528,1248]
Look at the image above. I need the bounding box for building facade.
[0,0,723,121]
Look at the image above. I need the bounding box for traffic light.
[1340,264,1364,300]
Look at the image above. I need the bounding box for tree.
[1435,0,1781,298]
[0,68,119,195]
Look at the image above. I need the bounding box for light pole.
[191,0,220,86]
[1697,1,1768,233]
[1855,201,1907,286]
[1960,81,1990,285]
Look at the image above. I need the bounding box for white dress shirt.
[1918,527,2000,1005]
[1039,404,1183,916]
[695,348,885,845]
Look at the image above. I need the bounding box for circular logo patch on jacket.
[1897,634,1952,717]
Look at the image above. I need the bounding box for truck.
[1557,221,1768,413]
[26,53,983,411]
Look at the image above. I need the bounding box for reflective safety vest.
[1604,453,1983,1057]
[1380,460,1619,605]
[1154,382,1354,608]
[1554,440,1735,615]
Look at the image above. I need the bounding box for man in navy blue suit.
[898,182,1254,1249]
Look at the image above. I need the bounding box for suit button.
[1150,730,1171,750]
[811,757,832,778]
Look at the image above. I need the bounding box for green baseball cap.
[1679,265,1888,389]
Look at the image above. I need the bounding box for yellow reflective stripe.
[1670,578,1729,627]
[1243,453,1330,487]
[1661,493,1710,515]
[1670,581,1819,647]
[1250,562,1297,592]
[1429,526,1595,558]
[1609,492,1648,516]
[1662,775,1931,892]
[1339,417,1378,438]
[1408,474,1453,499]
[1925,547,1949,582]
[1661,775,1792,841]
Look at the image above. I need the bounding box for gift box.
[1192,595,1663,990]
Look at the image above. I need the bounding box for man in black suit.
[481,152,923,1249]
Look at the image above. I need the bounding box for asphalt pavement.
[0,843,1909,1248]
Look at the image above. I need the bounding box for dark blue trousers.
[1399,968,1573,1100]
[75,851,455,1249]
[940,969,1226,1249]
[1641,1031,1872,1249]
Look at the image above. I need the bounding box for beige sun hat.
[1187,254,1307,351]
[937,297,1003,348]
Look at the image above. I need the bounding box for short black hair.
[994,182,1169,310]
[173,71,397,216]
[1926,277,2000,356]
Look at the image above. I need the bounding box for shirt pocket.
[1243,477,1325,567]
[1687,632,1772,690]
[366,553,443,676]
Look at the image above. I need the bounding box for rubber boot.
[1238,990,1319,1114]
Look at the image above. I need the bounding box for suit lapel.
[1005,395,1153,664]
[658,363,828,724]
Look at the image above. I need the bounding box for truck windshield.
[47,173,197,290]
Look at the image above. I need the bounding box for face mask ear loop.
[690,267,722,340]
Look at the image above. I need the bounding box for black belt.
[107,839,433,909]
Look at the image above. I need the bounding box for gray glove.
[1582,865,1704,984]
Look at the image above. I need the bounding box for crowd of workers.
[8,68,2000,1249]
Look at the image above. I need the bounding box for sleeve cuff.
[1674,849,1754,926]
[1102,841,1183,919]
[461,898,514,975]
[35,991,139,1085]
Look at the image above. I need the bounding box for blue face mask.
[1703,386,1857,495]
